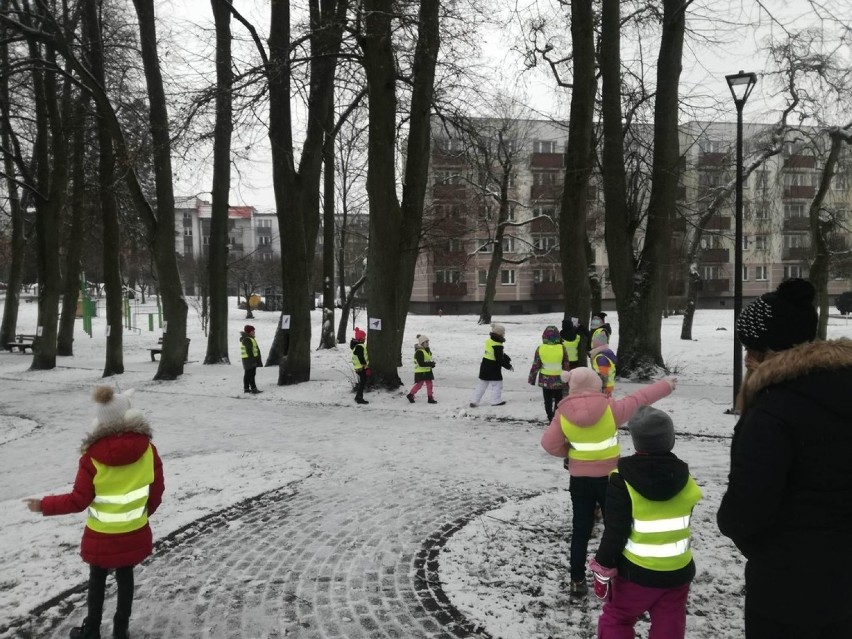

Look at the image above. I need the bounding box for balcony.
[530,216,555,232]
[783,185,815,199]
[431,149,466,167]
[531,184,562,201]
[433,281,468,298]
[432,183,467,200]
[703,278,730,293]
[532,281,564,298]
[530,152,564,169]
[783,217,810,231]
[701,248,730,263]
[782,246,811,261]
[702,216,731,230]
[432,250,466,267]
[698,152,728,167]
[784,154,816,169]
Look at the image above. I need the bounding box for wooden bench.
[5,334,36,353]
[150,337,191,362]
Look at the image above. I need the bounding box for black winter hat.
[736,278,818,352]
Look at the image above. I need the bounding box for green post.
[148,314,154,332]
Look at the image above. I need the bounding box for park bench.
[149,336,191,362]
[5,334,37,353]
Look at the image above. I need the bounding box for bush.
[835,292,852,315]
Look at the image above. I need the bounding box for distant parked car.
[835,291,852,315]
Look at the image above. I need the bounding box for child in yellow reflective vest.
[589,406,701,639]
[24,387,165,639]
[407,334,437,404]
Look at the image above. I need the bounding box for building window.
[533,269,558,283]
[534,140,558,154]
[533,235,558,250]
[742,266,748,281]
[700,235,723,249]
[502,236,515,253]
[477,239,493,253]
[784,203,806,219]
[755,265,768,281]
[184,228,192,236]
[784,265,807,279]
[754,207,770,220]
[500,269,516,285]
[783,234,808,248]
[448,239,464,252]
[478,270,487,285]
[506,206,516,222]
[202,236,210,246]
[533,206,556,218]
[834,173,848,190]
[436,269,461,284]
[700,265,722,280]
[533,171,558,186]
[699,139,726,154]
[258,236,271,246]
[434,170,462,185]
[754,235,768,250]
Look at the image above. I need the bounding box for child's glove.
[364,367,372,377]
[588,558,616,601]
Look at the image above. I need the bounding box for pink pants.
[409,380,434,398]
[598,577,690,639]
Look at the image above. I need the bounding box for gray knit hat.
[628,406,675,454]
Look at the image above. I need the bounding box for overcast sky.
[155,0,849,210]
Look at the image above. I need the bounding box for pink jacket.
[540,379,674,477]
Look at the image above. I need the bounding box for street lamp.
[726,70,757,411]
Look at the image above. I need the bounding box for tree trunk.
[58,95,90,356]
[29,38,67,371]
[133,0,188,379]
[319,95,337,349]
[809,131,847,339]
[0,35,26,348]
[82,0,123,375]
[205,0,233,365]
[680,268,700,340]
[560,0,595,333]
[267,0,346,384]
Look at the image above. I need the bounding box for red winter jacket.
[41,418,164,569]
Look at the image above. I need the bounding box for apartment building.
[409,118,852,315]
[175,197,281,260]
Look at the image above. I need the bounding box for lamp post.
[726,70,757,411]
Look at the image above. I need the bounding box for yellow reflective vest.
[86,445,155,534]
[414,347,433,374]
[563,335,581,363]
[560,405,620,462]
[592,352,616,391]
[538,343,564,377]
[483,338,500,361]
[352,343,368,371]
[621,473,702,571]
[240,336,259,360]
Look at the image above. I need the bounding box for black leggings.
[87,564,134,630]
[542,387,563,421]
[243,367,257,391]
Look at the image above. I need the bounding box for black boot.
[427,396,437,404]
[70,618,101,639]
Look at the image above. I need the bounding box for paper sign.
[37,326,43,336]
[280,315,291,329]
[163,321,168,333]
[106,325,111,337]
[369,318,382,330]
[571,317,579,327]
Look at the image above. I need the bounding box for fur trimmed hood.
[81,413,153,454]
[737,338,852,413]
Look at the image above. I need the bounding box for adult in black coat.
[718,279,852,639]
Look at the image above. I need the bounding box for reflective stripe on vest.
[351,343,368,371]
[483,338,499,361]
[561,405,620,461]
[240,336,259,360]
[86,445,155,534]
[539,343,564,376]
[563,336,581,362]
[414,347,433,373]
[621,474,702,571]
[592,353,616,390]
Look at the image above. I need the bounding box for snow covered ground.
[1,297,849,638]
